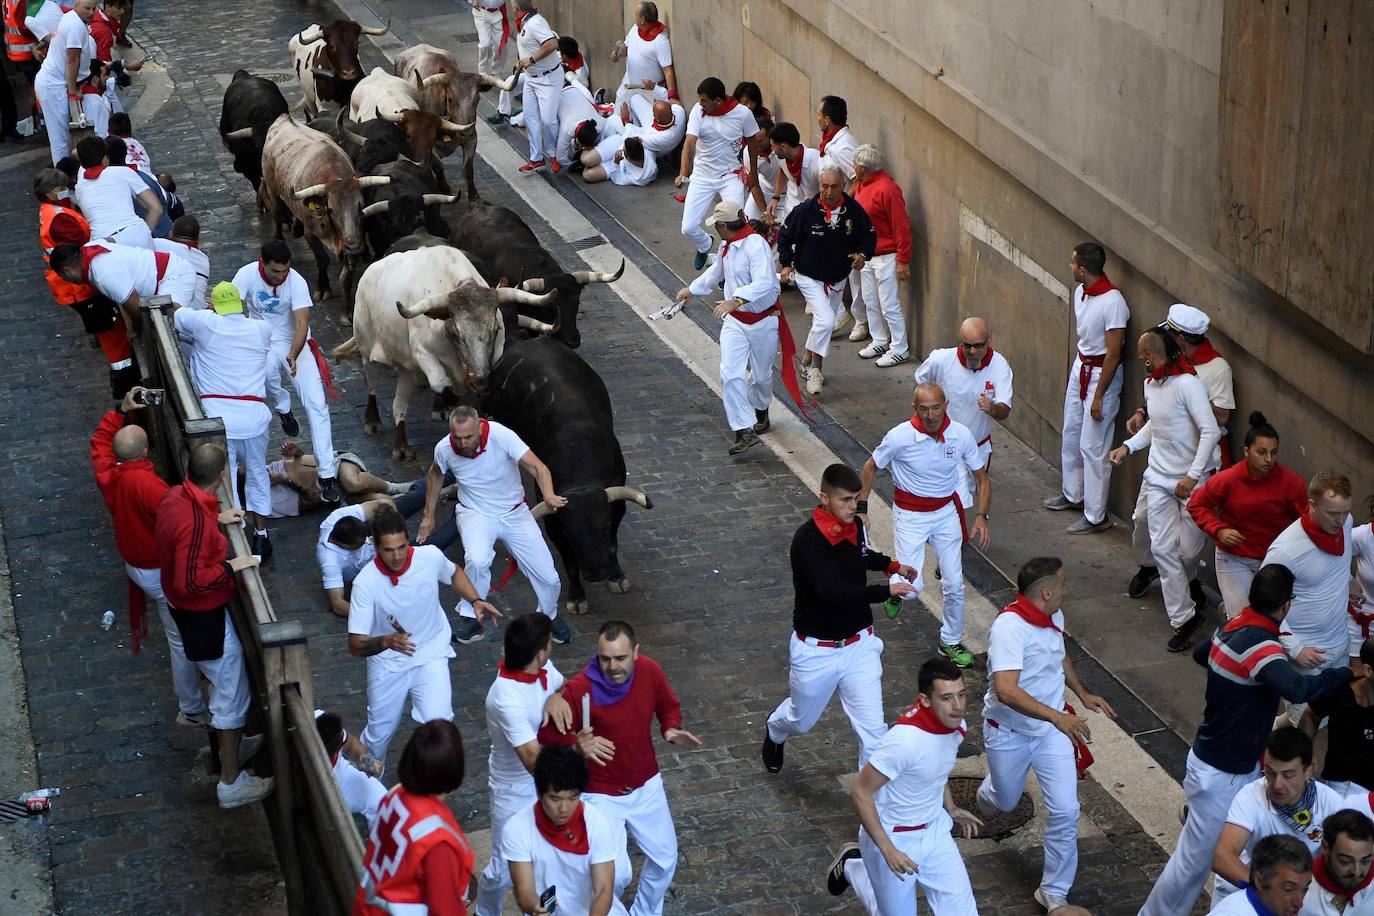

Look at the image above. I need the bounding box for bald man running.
[91,385,208,727]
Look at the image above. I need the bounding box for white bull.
[333,244,555,459]
[348,67,441,123]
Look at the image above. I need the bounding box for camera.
[135,388,163,407]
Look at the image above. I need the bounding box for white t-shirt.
[983,608,1068,735]
[73,167,148,240]
[432,421,530,516]
[687,232,778,310]
[1353,523,1374,606]
[1264,517,1355,656]
[25,0,63,41]
[317,505,375,590]
[34,9,92,92]
[781,146,822,211]
[1303,871,1374,915]
[621,26,672,88]
[232,262,312,346]
[500,801,630,916]
[1209,890,1266,914]
[818,126,860,183]
[1194,355,1235,470]
[485,660,565,789]
[868,714,966,829]
[82,241,162,304]
[914,347,1015,448]
[871,417,985,498]
[1215,777,1346,902]
[1072,284,1130,356]
[686,102,758,179]
[174,308,275,439]
[121,137,153,175]
[516,12,559,76]
[153,239,209,306]
[555,82,602,166]
[348,545,457,673]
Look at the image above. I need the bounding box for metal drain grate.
[946,776,1034,840]
[572,236,605,250]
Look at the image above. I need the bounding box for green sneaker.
[939,641,975,668]
[883,597,903,620]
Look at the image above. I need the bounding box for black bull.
[483,336,652,614]
[218,70,289,191]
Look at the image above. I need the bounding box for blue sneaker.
[453,617,484,645]
[693,250,709,270]
[550,615,572,645]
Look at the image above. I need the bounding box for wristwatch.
[975,512,990,519]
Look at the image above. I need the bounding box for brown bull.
[289,18,390,118]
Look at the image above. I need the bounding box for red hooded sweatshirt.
[90,410,168,569]
[155,480,237,611]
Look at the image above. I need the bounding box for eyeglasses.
[959,340,988,349]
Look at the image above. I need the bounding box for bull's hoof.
[392,446,416,461]
[339,313,353,328]
[314,288,326,302]
[430,409,444,422]
[362,420,383,435]
[606,577,631,594]
[565,599,590,616]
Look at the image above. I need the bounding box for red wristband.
[885,560,900,576]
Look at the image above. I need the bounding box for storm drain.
[946,775,1034,840]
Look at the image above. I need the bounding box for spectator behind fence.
[107,134,170,238]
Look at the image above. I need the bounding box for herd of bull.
[216,19,647,614]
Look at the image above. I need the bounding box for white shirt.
[25,0,63,40]
[1072,283,1130,356]
[606,145,658,187]
[83,241,174,305]
[153,239,209,306]
[1265,517,1356,655]
[317,505,374,590]
[688,232,779,312]
[1194,354,1235,469]
[914,347,1014,448]
[500,801,630,916]
[983,608,1068,735]
[556,82,602,165]
[174,309,276,439]
[232,262,312,346]
[868,714,966,829]
[871,418,985,498]
[485,660,565,789]
[334,755,387,829]
[1216,777,1346,901]
[781,146,821,211]
[1211,890,1267,915]
[686,102,758,179]
[1303,870,1374,915]
[347,545,456,673]
[1353,524,1374,606]
[752,151,781,200]
[433,421,530,516]
[516,11,559,76]
[122,137,153,175]
[623,99,685,157]
[34,9,91,92]
[818,126,860,184]
[621,26,672,88]
[73,167,148,240]
[1123,372,1219,486]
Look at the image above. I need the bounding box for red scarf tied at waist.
[534,800,589,854]
[125,578,150,653]
[307,338,341,400]
[894,414,967,539]
[1065,702,1094,779]
[1076,352,1105,401]
[497,659,548,689]
[637,20,666,42]
[1300,513,1345,556]
[957,346,995,371]
[1347,599,1374,640]
[728,299,817,425]
[813,506,857,546]
[1147,354,1197,383]
[494,3,510,57]
[374,547,414,586]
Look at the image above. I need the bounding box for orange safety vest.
[38,200,97,306]
[4,0,37,62]
[353,787,475,915]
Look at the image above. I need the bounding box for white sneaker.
[830,311,855,339]
[217,771,275,809]
[848,322,870,342]
[1034,888,1069,911]
[857,342,888,360]
[804,366,824,396]
[875,351,910,368]
[176,710,212,729]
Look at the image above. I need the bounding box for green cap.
[210,281,243,315]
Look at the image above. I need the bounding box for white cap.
[704,198,745,229]
[1166,303,1209,336]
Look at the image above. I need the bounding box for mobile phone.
[539,886,557,913]
[135,388,163,406]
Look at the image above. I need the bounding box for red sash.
[201,393,266,402]
[1076,352,1105,401]
[307,337,341,400]
[1349,600,1374,640]
[893,487,968,542]
[496,4,510,57]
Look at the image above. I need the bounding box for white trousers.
[471,6,507,75]
[1145,478,1208,628]
[269,337,336,479]
[360,655,454,761]
[497,71,524,115]
[860,253,906,357]
[680,172,749,254]
[127,564,205,716]
[168,609,251,730]
[766,630,886,769]
[795,272,846,358]
[475,781,537,916]
[35,81,72,164]
[890,504,965,645]
[1131,478,1210,574]
[846,267,865,322]
[1059,360,1122,525]
[520,68,562,163]
[157,258,200,309]
[977,722,1079,898]
[106,219,154,250]
[1214,550,1260,618]
[589,773,676,916]
[848,817,979,916]
[226,431,272,519]
[455,505,561,619]
[719,313,777,432]
[1139,750,1255,916]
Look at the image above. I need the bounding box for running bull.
[288,18,390,119]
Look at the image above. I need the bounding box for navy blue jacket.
[777,193,876,284]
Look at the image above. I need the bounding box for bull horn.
[361,200,390,216]
[422,73,449,88]
[529,501,554,520]
[440,117,474,132]
[224,126,254,140]
[516,314,557,333]
[336,108,366,146]
[380,107,404,123]
[296,24,323,44]
[359,20,391,36]
[357,175,393,188]
[292,183,328,200]
[494,287,556,307]
[311,67,337,82]
[604,486,653,510]
[572,259,625,285]
[421,194,459,205]
[480,72,517,92]
[517,277,546,294]
[397,294,448,319]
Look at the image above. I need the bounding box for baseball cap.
[211,281,244,315]
[1165,303,1209,336]
[703,199,744,230]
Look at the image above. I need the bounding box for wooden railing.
[136,297,363,914]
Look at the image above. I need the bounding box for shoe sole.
[940,647,975,668]
[218,791,273,810]
[752,423,770,434]
[453,632,486,645]
[1066,521,1114,535]
[729,440,761,456]
[875,359,909,368]
[1126,573,1159,599]
[1033,889,1065,912]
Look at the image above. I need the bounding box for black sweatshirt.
[777,193,877,284]
[790,517,895,641]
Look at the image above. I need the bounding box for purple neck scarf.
[583,656,636,707]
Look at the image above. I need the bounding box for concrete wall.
[543,0,1374,516]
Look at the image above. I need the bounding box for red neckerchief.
[956,346,994,370]
[534,800,590,854]
[721,223,755,258]
[1147,355,1197,383]
[818,126,841,156]
[562,53,585,73]
[79,243,112,280]
[257,259,283,296]
[812,506,857,546]
[999,594,1063,631]
[637,21,666,41]
[1314,853,1374,897]
[819,193,842,226]
[703,96,740,117]
[785,145,806,182]
[1301,512,1346,556]
[1190,340,1222,365]
[450,419,490,459]
[81,165,126,181]
[895,703,963,735]
[1081,275,1117,297]
[1223,606,1282,636]
[910,413,951,443]
[515,8,538,31]
[497,659,548,689]
[651,113,675,131]
[373,547,414,586]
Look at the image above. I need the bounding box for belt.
[977,434,992,447]
[201,394,265,402]
[893,487,968,542]
[1076,351,1106,401]
[798,626,873,649]
[892,823,928,833]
